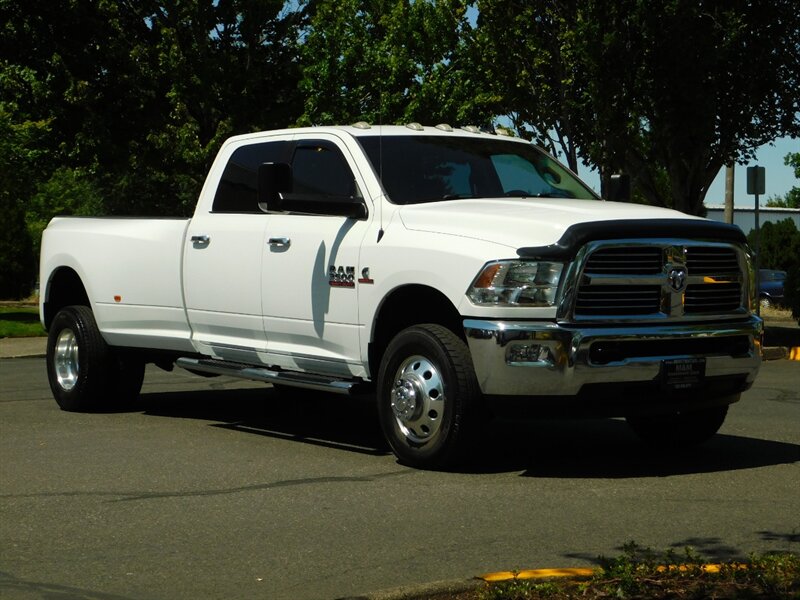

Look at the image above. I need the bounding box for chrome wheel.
[54,328,79,391]
[378,324,481,469]
[390,354,445,443]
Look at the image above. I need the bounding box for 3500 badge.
[329,266,374,287]
[329,265,355,287]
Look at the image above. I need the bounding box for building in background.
[705,206,800,235]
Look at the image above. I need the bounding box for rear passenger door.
[184,139,289,363]
[261,135,371,377]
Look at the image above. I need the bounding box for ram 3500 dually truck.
[40,124,762,469]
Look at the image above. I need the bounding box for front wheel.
[46,305,145,412]
[625,403,731,448]
[377,324,482,470]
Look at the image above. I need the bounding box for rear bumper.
[463,317,762,398]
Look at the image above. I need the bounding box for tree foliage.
[474,0,800,211]
[748,218,800,318]
[298,0,488,126]
[473,0,582,172]
[1,0,304,296]
[2,0,799,299]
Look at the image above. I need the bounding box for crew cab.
[40,124,762,469]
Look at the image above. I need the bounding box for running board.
[175,357,362,395]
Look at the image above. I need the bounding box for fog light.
[506,344,552,365]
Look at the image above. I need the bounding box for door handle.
[190,235,210,245]
[268,237,290,248]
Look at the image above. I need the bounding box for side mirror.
[606,173,631,203]
[258,162,292,211]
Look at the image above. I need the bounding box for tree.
[297,0,486,127]
[472,0,800,214]
[766,152,800,208]
[1,1,306,297]
[747,218,800,319]
[0,66,50,298]
[473,0,582,172]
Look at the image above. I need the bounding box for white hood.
[397,198,702,249]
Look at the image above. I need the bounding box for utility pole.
[724,164,734,224]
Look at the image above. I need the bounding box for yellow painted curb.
[789,347,800,361]
[481,568,596,582]
[480,563,748,583]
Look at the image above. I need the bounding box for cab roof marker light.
[352,121,371,129]
[435,123,453,132]
[496,128,514,137]
[405,122,424,131]
[462,125,481,133]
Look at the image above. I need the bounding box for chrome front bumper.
[463,317,762,397]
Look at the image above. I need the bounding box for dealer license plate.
[662,358,706,391]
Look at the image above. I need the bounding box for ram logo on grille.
[668,267,687,292]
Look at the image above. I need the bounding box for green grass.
[0,306,46,338]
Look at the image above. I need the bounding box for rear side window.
[213,141,288,213]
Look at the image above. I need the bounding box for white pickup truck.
[40,124,762,469]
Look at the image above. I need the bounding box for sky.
[573,136,798,206]
[705,137,798,206]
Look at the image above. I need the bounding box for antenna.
[377,92,385,243]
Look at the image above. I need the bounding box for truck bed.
[40,217,195,352]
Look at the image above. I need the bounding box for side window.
[291,141,358,199]
[213,141,288,213]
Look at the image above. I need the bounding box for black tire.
[377,324,482,470]
[46,305,145,412]
[626,403,731,448]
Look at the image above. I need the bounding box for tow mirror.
[607,173,631,203]
[258,162,292,211]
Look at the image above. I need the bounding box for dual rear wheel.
[46,305,145,412]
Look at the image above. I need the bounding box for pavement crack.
[112,469,412,502]
[0,469,412,503]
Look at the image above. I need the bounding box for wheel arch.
[42,267,90,330]
[369,284,463,378]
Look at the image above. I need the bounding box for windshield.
[359,135,598,205]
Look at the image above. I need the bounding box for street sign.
[747,165,765,317]
[747,166,765,195]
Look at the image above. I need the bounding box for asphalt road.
[1,358,798,600]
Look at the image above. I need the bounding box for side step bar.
[175,357,363,395]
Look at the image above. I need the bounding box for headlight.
[467,260,563,306]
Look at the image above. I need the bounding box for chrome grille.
[575,285,661,315]
[685,283,741,313]
[583,247,662,275]
[573,242,745,319]
[685,246,739,274]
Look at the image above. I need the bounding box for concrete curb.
[0,337,46,359]
[337,577,484,600]
[346,562,753,599]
